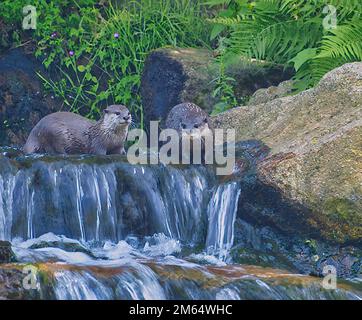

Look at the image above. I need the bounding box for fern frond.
[207,16,242,26]
[317,20,362,61]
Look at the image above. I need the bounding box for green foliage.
[0,0,210,124]
[207,0,362,91]
[211,39,238,115]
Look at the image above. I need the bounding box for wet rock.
[212,62,362,244]
[0,268,26,299]
[17,233,94,257]
[232,218,362,278]
[0,265,43,300]
[141,47,293,128]
[0,48,61,146]
[0,241,16,263]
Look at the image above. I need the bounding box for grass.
[0,0,211,127]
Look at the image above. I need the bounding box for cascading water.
[1,156,212,243]
[0,153,361,300]
[206,182,241,261]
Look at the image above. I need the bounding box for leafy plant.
[207,0,362,91]
[0,0,211,125]
[210,38,238,114]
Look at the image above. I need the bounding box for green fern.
[293,18,362,90]
[318,19,362,61]
[208,0,362,91]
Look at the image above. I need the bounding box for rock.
[141,47,293,128]
[0,48,61,146]
[0,265,42,300]
[232,218,362,278]
[247,80,294,105]
[0,241,16,263]
[0,267,26,299]
[17,233,94,257]
[212,62,362,244]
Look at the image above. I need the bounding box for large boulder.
[0,48,60,146]
[212,62,362,244]
[141,47,293,128]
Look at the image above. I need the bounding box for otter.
[165,102,212,135]
[23,105,131,155]
[164,102,213,163]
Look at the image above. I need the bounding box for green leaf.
[289,48,318,71]
[203,0,230,7]
[77,65,86,72]
[210,24,226,40]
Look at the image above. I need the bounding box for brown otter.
[164,102,213,163]
[165,102,212,135]
[23,105,132,155]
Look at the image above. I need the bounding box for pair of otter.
[23,103,212,155]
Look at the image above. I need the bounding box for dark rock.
[0,241,16,263]
[141,47,293,129]
[0,48,61,147]
[232,218,362,278]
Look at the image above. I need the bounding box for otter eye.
[194,123,199,128]
[103,109,109,114]
[204,118,208,123]
[115,112,121,116]
[181,123,187,129]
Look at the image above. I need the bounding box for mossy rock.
[212,62,362,244]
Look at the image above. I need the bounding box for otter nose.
[123,115,130,121]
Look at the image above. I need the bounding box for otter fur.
[23,105,132,155]
[165,102,213,162]
[165,102,213,135]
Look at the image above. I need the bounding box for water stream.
[0,154,361,300]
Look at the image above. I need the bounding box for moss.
[324,198,361,225]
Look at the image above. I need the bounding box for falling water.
[0,156,213,243]
[0,173,15,240]
[1,154,361,300]
[206,182,241,261]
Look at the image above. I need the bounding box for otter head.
[102,105,132,131]
[166,103,212,140]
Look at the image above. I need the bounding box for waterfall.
[0,173,15,240]
[0,155,240,258]
[0,156,213,244]
[3,154,360,300]
[53,263,166,300]
[206,182,241,261]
